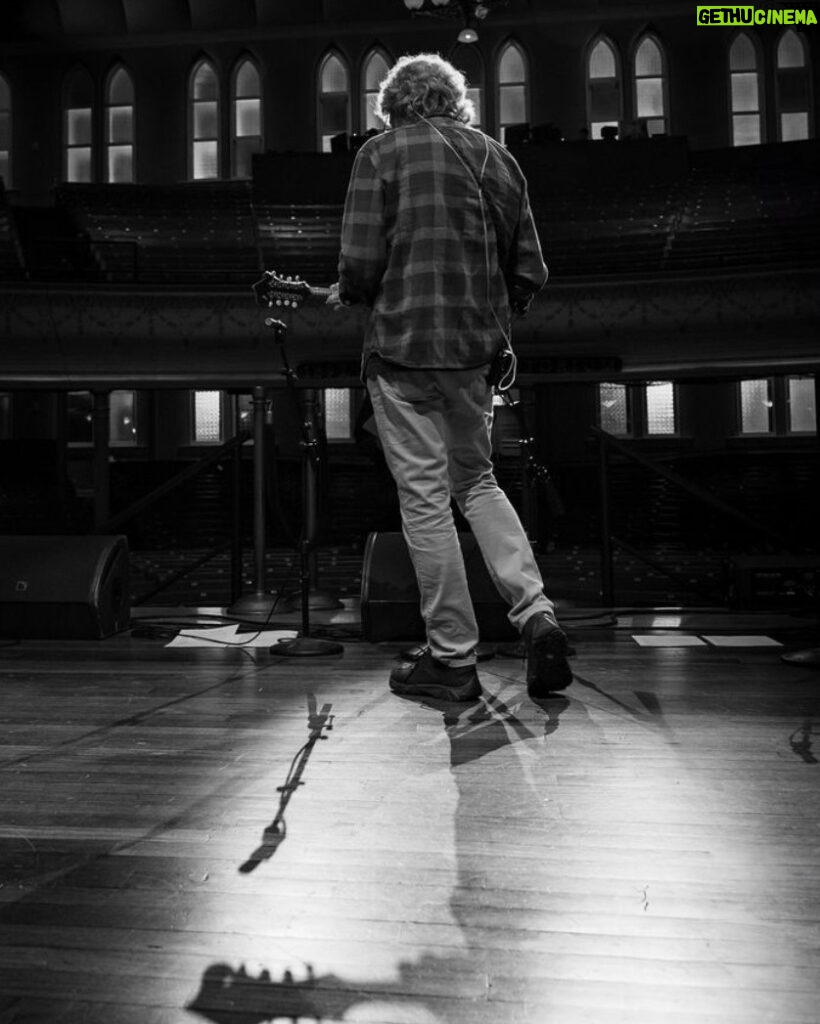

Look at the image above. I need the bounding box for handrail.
[592,426,791,548]
[101,429,251,532]
[592,425,793,605]
[131,540,234,607]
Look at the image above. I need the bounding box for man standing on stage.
[328,53,571,702]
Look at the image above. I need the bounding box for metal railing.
[593,425,793,606]
[100,429,251,606]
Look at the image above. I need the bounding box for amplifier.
[360,531,516,642]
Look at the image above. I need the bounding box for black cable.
[129,609,363,646]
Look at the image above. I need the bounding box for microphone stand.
[267,319,344,658]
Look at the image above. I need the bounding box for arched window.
[776,30,811,141]
[0,74,11,188]
[232,58,262,178]
[633,35,667,136]
[362,48,390,133]
[448,44,484,129]
[729,33,762,146]
[587,37,621,141]
[105,66,134,182]
[190,60,220,180]
[318,52,350,152]
[497,41,528,142]
[64,66,94,182]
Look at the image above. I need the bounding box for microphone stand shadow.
[189,694,572,1024]
[238,695,334,874]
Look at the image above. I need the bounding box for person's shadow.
[187,690,571,1023]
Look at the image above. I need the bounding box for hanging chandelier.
[401,0,509,44]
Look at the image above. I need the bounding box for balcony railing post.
[92,390,111,532]
[231,397,244,605]
[598,431,615,607]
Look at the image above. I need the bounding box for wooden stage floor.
[1,605,819,1023]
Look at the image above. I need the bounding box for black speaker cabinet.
[0,535,131,639]
[360,531,516,642]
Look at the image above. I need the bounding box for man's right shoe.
[522,614,573,697]
[389,649,482,702]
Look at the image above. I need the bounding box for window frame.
[449,41,484,130]
[496,39,529,143]
[632,33,669,137]
[361,46,391,135]
[775,29,813,142]
[317,49,352,153]
[105,64,135,183]
[190,389,227,445]
[0,72,12,189]
[738,375,817,437]
[728,31,764,147]
[598,381,634,437]
[66,389,141,448]
[323,387,355,443]
[63,65,95,184]
[598,380,678,438]
[189,57,221,181]
[231,55,263,179]
[786,374,817,434]
[586,35,622,142]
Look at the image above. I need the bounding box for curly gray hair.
[375,53,475,128]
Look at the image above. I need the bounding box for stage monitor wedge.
[360,531,516,642]
[0,535,131,640]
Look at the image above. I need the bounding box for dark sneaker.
[522,614,573,697]
[389,649,482,702]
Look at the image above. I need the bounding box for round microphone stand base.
[278,589,343,613]
[227,593,280,621]
[270,636,344,657]
[781,647,820,668]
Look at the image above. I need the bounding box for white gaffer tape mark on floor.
[701,635,783,647]
[166,625,298,648]
[632,635,707,647]
[632,634,782,648]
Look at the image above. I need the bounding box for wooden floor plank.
[1,615,818,1023]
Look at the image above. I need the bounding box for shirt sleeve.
[506,180,549,311]
[337,144,387,306]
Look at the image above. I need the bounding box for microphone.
[264,317,288,341]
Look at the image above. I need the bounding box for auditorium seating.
[2,140,816,288]
[533,178,683,278]
[254,202,343,286]
[530,140,819,279]
[662,142,820,273]
[56,181,262,286]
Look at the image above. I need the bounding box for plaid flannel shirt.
[337,116,548,370]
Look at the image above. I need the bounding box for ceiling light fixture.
[402,0,507,44]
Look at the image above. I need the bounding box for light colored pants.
[366,361,557,666]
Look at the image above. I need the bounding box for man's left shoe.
[389,649,482,702]
[522,613,573,697]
